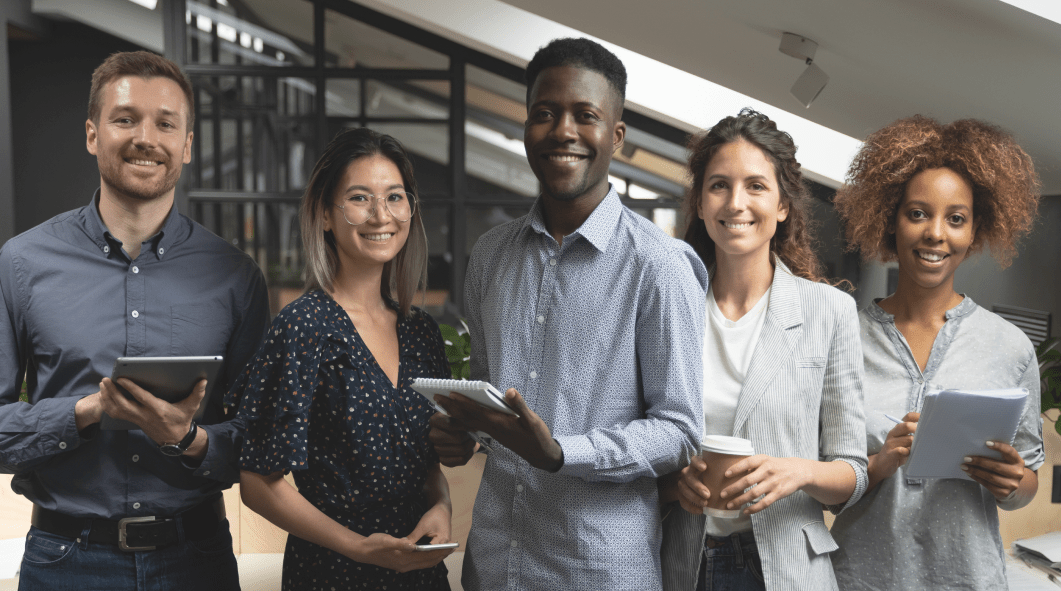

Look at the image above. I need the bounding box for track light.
[779,33,828,108]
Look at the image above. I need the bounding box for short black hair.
[525,38,626,112]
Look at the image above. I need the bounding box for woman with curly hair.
[660,109,867,591]
[829,116,1043,591]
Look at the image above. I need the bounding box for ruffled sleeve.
[228,295,327,475]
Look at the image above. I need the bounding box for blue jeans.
[695,530,765,591]
[18,519,240,591]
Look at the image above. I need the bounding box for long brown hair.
[683,108,824,282]
[300,127,428,317]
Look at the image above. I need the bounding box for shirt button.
[131,266,139,274]
[203,470,211,476]
[536,315,544,324]
[917,378,924,384]
[132,455,139,462]
[58,442,67,449]
[516,484,524,492]
[549,258,557,266]
[529,371,537,379]
[131,310,139,318]
[133,502,141,510]
[102,245,110,253]
[510,540,518,548]
[158,247,165,255]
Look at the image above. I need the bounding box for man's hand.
[428,412,479,467]
[433,388,563,472]
[74,392,104,432]
[99,377,205,450]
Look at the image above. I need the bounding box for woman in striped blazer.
[659,109,868,591]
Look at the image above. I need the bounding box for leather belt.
[31,499,225,551]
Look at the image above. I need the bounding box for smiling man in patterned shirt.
[430,38,708,591]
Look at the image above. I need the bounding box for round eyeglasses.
[334,191,417,226]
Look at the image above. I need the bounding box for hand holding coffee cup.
[699,436,755,518]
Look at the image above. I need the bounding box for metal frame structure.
[161,0,689,315]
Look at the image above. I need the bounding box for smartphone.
[414,542,459,552]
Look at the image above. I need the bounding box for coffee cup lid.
[701,435,754,456]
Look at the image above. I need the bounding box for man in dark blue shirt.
[0,51,269,589]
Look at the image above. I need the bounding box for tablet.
[100,356,224,430]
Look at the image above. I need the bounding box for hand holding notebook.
[905,388,1028,480]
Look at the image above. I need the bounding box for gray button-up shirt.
[831,296,1045,591]
[0,192,269,519]
[461,188,708,591]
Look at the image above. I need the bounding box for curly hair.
[525,38,626,113]
[683,108,825,283]
[834,116,1040,268]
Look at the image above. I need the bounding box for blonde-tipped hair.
[299,127,427,317]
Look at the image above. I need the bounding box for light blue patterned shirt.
[831,296,1045,591]
[460,188,708,591]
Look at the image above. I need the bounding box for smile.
[915,250,947,262]
[544,154,587,162]
[361,233,394,242]
[127,158,161,166]
[721,221,753,229]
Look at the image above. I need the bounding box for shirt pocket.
[170,302,233,357]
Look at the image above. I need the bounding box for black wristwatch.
[159,421,198,457]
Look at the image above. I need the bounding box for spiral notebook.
[905,388,1028,480]
[410,378,519,417]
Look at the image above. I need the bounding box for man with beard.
[429,38,707,590]
[0,51,268,589]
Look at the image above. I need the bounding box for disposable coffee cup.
[700,435,755,518]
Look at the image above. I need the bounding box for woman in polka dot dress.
[228,127,453,590]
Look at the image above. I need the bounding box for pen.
[885,414,903,423]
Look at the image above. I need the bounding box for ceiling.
[499,0,1061,194]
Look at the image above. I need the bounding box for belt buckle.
[118,516,157,551]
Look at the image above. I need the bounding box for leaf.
[1038,337,1061,357]
[1042,367,1061,382]
[447,348,466,363]
[1055,418,1061,440]
[439,323,461,344]
[458,360,471,380]
[1042,349,1061,365]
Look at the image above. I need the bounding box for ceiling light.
[127,0,157,8]
[779,33,828,108]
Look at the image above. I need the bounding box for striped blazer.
[661,260,868,591]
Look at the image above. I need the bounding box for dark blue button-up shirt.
[0,192,269,519]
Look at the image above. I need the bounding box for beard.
[98,149,183,202]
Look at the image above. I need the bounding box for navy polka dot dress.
[229,290,451,590]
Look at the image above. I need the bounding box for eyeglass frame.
[333,191,418,226]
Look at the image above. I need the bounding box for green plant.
[1038,337,1061,437]
[20,380,28,403]
[439,321,471,380]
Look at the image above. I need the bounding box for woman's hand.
[867,412,919,490]
[963,441,1026,501]
[353,532,453,573]
[404,500,453,549]
[674,456,712,515]
[717,455,815,515]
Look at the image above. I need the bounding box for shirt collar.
[524,185,622,253]
[81,189,187,260]
[867,293,977,322]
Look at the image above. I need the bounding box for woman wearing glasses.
[230,127,454,590]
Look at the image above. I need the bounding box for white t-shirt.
[701,285,771,536]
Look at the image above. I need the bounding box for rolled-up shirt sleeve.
[0,244,88,473]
